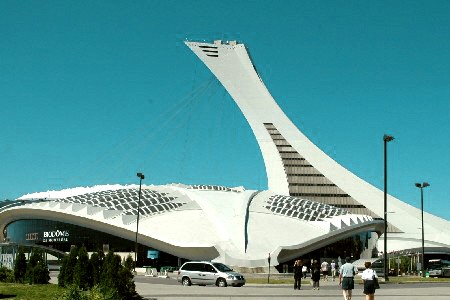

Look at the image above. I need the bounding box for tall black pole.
[383,134,394,281]
[415,182,429,277]
[135,172,144,270]
[421,187,424,277]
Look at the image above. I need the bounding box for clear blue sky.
[1,1,449,220]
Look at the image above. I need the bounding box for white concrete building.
[184,40,450,257]
[1,40,449,270]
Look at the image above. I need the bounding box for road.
[134,276,450,300]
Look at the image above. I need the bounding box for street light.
[415,182,430,277]
[135,172,145,269]
[383,134,394,281]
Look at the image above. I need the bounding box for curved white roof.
[0,184,382,268]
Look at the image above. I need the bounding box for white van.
[177,261,245,287]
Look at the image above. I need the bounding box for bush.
[59,246,79,287]
[0,266,15,282]
[14,247,27,283]
[89,251,104,287]
[100,251,142,300]
[58,249,142,299]
[25,248,50,284]
[74,246,90,290]
[88,284,120,300]
[53,284,120,300]
[53,284,88,300]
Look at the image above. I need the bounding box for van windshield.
[428,259,450,270]
[213,263,233,272]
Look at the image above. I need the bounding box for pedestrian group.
[292,256,379,299]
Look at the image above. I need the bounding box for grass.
[2,276,450,299]
[375,276,450,284]
[0,282,63,300]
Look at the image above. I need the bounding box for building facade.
[185,40,450,258]
[1,40,449,271]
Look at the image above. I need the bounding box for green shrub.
[74,246,90,290]
[0,266,15,282]
[100,251,142,300]
[53,284,88,300]
[14,247,27,283]
[89,251,104,287]
[57,249,141,299]
[25,248,50,284]
[88,284,120,300]
[65,247,79,286]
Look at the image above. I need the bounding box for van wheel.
[217,278,227,287]
[182,277,191,286]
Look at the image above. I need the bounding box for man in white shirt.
[321,260,329,280]
[339,257,358,300]
[331,260,337,281]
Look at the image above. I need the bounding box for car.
[177,261,245,287]
[370,259,385,277]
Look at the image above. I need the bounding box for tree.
[58,246,79,287]
[14,247,27,283]
[89,250,104,287]
[74,245,90,290]
[64,246,79,286]
[58,253,68,287]
[100,251,142,300]
[33,258,50,284]
[100,251,121,292]
[25,248,50,284]
[56,249,142,299]
[123,255,134,273]
[115,255,139,300]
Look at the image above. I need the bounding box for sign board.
[147,250,159,259]
[42,229,69,242]
[0,254,14,270]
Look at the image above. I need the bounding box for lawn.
[0,283,62,300]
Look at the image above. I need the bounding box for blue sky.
[1,0,449,220]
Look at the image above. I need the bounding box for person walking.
[339,257,358,300]
[331,260,337,281]
[311,260,321,290]
[302,264,308,279]
[362,261,378,300]
[293,260,302,290]
[321,260,329,280]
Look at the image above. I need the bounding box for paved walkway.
[134,277,450,300]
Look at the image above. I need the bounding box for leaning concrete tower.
[185,40,450,255]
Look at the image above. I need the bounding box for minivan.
[370,259,385,277]
[177,261,245,287]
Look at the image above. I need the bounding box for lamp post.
[383,134,394,281]
[135,172,145,270]
[415,182,429,278]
